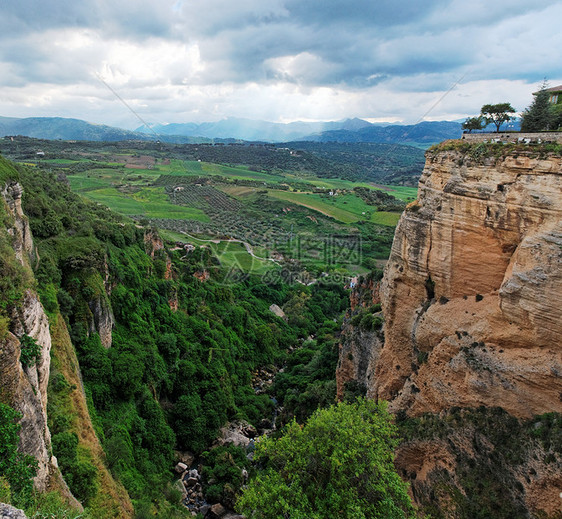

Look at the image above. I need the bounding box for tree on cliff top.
[236,399,415,519]
[521,81,554,132]
[480,103,517,132]
[462,116,486,133]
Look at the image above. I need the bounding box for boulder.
[175,461,188,473]
[0,504,27,519]
[216,420,258,448]
[207,503,227,518]
[174,450,195,467]
[185,476,198,488]
[269,303,286,319]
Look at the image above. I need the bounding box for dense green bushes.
[202,445,251,509]
[51,432,98,503]
[19,334,41,367]
[237,399,414,519]
[0,403,37,508]
[11,161,350,515]
[273,319,341,423]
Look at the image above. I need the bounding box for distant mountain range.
[135,117,375,142]
[0,115,465,146]
[0,116,150,141]
[305,120,464,146]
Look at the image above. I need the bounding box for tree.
[236,399,415,519]
[551,104,562,131]
[0,403,37,507]
[480,103,517,132]
[521,81,554,132]
[462,116,486,133]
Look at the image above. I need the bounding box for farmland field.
[267,191,361,224]
[77,186,210,221]
[379,185,418,201]
[370,211,401,226]
[2,137,419,277]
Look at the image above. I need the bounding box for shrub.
[0,403,37,508]
[19,334,41,367]
[51,431,98,504]
[202,445,251,509]
[0,315,9,339]
[237,399,414,518]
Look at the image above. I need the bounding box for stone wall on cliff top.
[350,144,562,418]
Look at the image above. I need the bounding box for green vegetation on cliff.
[237,399,414,519]
[3,158,350,516]
[398,407,562,519]
[0,403,37,508]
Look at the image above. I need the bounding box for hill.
[0,115,462,146]
[136,118,462,146]
[305,120,463,147]
[0,116,151,142]
[1,135,425,185]
[135,117,374,142]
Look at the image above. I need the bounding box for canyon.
[1,138,561,518]
[337,140,562,516]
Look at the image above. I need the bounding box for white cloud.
[0,0,560,127]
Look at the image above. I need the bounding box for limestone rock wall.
[0,330,51,490]
[87,290,115,349]
[0,183,53,491]
[375,147,562,418]
[1,182,35,265]
[336,275,382,400]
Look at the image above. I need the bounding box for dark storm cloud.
[0,0,561,125]
[0,0,172,38]
[170,0,562,88]
[2,0,560,88]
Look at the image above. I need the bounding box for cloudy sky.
[1,0,561,129]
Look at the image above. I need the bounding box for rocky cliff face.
[0,182,54,491]
[336,142,562,517]
[375,145,561,418]
[87,286,115,349]
[336,275,383,401]
[1,182,36,266]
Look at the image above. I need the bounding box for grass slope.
[267,191,360,224]
[48,315,134,518]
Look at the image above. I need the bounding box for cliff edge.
[336,141,562,517]
[376,142,562,417]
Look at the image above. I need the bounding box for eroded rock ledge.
[338,144,562,419]
[378,146,562,417]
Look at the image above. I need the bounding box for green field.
[379,185,418,201]
[68,175,112,191]
[160,230,276,275]
[171,160,287,183]
[370,211,401,226]
[24,145,413,274]
[78,186,210,221]
[265,189,401,225]
[296,176,377,191]
[267,190,360,223]
[41,158,83,164]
